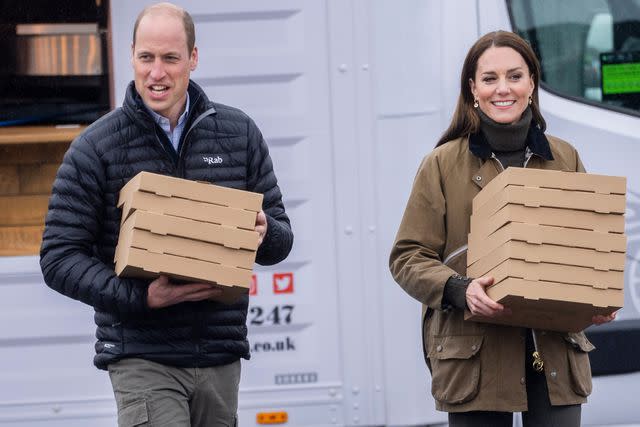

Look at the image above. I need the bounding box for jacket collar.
[468,122,554,161]
[123,79,213,129]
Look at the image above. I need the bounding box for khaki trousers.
[108,358,240,427]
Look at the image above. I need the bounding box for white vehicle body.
[1,1,638,426]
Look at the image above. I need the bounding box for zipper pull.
[531,330,544,372]
[532,351,544,372]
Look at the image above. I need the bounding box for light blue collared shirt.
[144,93,190,152]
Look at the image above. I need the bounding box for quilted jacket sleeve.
[246,118,293,266]
[40,136,150,316]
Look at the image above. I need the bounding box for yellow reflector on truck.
[256,411,288,424]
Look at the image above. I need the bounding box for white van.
[1,0,639,426]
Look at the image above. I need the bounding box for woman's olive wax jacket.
[389,128,595,413]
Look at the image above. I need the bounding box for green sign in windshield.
[602,62,640,95]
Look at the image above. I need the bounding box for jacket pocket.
[427,335,483,404]
[564,332,595,397]
[118,399,149,427]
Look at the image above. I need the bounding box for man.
[40,3,293,426]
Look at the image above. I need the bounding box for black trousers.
[448,331,581,427]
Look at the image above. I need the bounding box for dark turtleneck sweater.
[441,107,533,310]
[478,107,532,169]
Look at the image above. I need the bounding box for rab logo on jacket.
[203,155,223,165]
[273,273,294,294]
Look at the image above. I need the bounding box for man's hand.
[593,311,617,325]
[465,276,511,318]
[147,275,223,309]
[255,210,268,246]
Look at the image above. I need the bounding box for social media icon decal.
[249,274,257,296]
[273,272,294,294]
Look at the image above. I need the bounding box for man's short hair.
[132,2,196,53]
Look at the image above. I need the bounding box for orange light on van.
[256,411,288,424]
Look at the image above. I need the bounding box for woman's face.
[469,46,534,124]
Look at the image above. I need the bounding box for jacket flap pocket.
[565,332,595,352]
[428,335,484,360]
[565,332,594,397]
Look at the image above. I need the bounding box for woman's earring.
[473,99,479,108]
[528,96,533,105]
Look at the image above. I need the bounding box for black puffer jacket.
[40,80,293,370]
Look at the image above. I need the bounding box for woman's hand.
[592,311,617,325]
[465,276,511,318]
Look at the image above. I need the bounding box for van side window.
[508,0,640,115]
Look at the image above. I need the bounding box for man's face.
[132,12,197,125]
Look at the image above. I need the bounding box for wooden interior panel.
[0,165,20,195]
[0,195,50,226]
[0,143,69,165]
[0,131,78,256]
[0,225,44,256]
[19,163,60,195]
[0,126,85,145]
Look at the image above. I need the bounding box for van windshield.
[508,0,640,116]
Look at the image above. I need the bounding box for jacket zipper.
[523,147,544,370]
[523,147,534,168]
[171,102,216,363]
[490,153,505,172]
[153,133,177,171]
[491,147,543,370]
[176,106,217,178]
[531,330,544,372]
[443,244,468,266]
[133,105,179,171]
[490,148,535,171]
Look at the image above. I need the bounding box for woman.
[389,31,615,426]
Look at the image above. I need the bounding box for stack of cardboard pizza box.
[465,167,626,332]
[115,171,262,303]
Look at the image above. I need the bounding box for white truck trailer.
[1,0,639,426]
